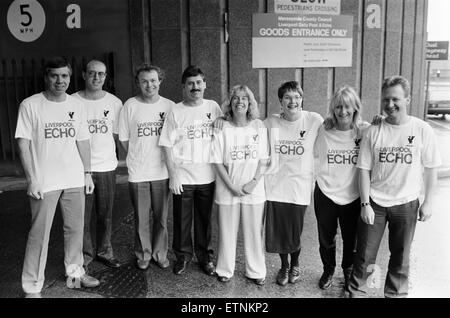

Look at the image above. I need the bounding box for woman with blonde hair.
[211,85,269,285]
[313,86,369,291]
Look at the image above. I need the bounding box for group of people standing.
[15,56,440,299]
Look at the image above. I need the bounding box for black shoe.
[343,268,352,291]
[289,265,301,284]
[319,271,334,290]
[276,267,289,286]
[97,256,121,268]
[201,262,216,276]
[173,260,188,275]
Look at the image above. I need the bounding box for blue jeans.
[83,170,116,266]
[348,199,419,298]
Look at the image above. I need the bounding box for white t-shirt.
[73,92,123,172]
[211,120,269,205]
[357,117,441,207]
[15,92,90,193]
[158,99,222,185]
[314,123,369,205]
[118,96,175,182]
[264,112,323,205]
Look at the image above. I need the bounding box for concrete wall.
[134,0,429,121]
[0,0,429,165]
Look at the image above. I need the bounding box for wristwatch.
[360,202,370,207]
[84,171,93,175]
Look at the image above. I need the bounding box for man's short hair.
[134,63,165,82]
[83,59,107,73]
[278,81,303,100]
[382,75,411,97]
[44,56,72,76]
[181,65,205,84]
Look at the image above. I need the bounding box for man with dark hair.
[73,59,123,271]
[159,65,222,276]
[119,63,174,270]
[15,56,100,298]
[349,75,441,298]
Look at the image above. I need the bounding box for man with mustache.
[159,65,222,276]
[348,76,441,298]
[73,60,123,271]
[15,56,100,298]
[119,64,175,270]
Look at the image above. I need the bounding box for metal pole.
[424,60,431,119]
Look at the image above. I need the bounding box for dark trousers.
[83,170,116,266]
[314,184,360,273]
[348,199,419,298]
[172,182,215,263]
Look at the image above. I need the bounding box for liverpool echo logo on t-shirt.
[137,113,166,137]
[44,111,76,139]
[185,115,214,140]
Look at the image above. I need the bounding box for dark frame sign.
[426,41,449,60]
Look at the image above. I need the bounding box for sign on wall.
[426,41,449,60]
[274,0,341,15]
[252,13,353,68]
[7,0,46,42]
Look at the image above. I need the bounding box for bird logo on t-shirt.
[206,113,211,120]
[103,110,109,118]
[252,134,259,142]
[159,112,165,120]
[408,136,415,144]
[299,131,306,138]
[68,112,74,119]
[354,138,361,147]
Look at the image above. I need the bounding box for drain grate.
[80,262,147,298]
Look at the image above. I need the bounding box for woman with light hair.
[313,86,369,291]
[211,85,269,285]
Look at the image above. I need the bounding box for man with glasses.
[16,56,100,298]
[73,60,123,271]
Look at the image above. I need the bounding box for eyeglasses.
[87,71,106,78]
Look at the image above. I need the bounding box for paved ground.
[0,180,389,299]
[0,117,449,300]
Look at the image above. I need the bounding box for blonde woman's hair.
[324,86,363,132]
[221,85,259,121]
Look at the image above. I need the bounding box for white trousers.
[215,203,266,279]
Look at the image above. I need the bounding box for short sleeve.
[118,102,130,142]
[213,101,223,118]
[257,121,269,160]
[210,129,225,164]
[421,123,442,168]
[356,126,374,171]
[314,125,325,159]
[113,97,123,135]
[76,102,90,141]
[15,102,33,140]
[158,110,177,147]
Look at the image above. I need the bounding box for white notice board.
[252,13,353,68]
